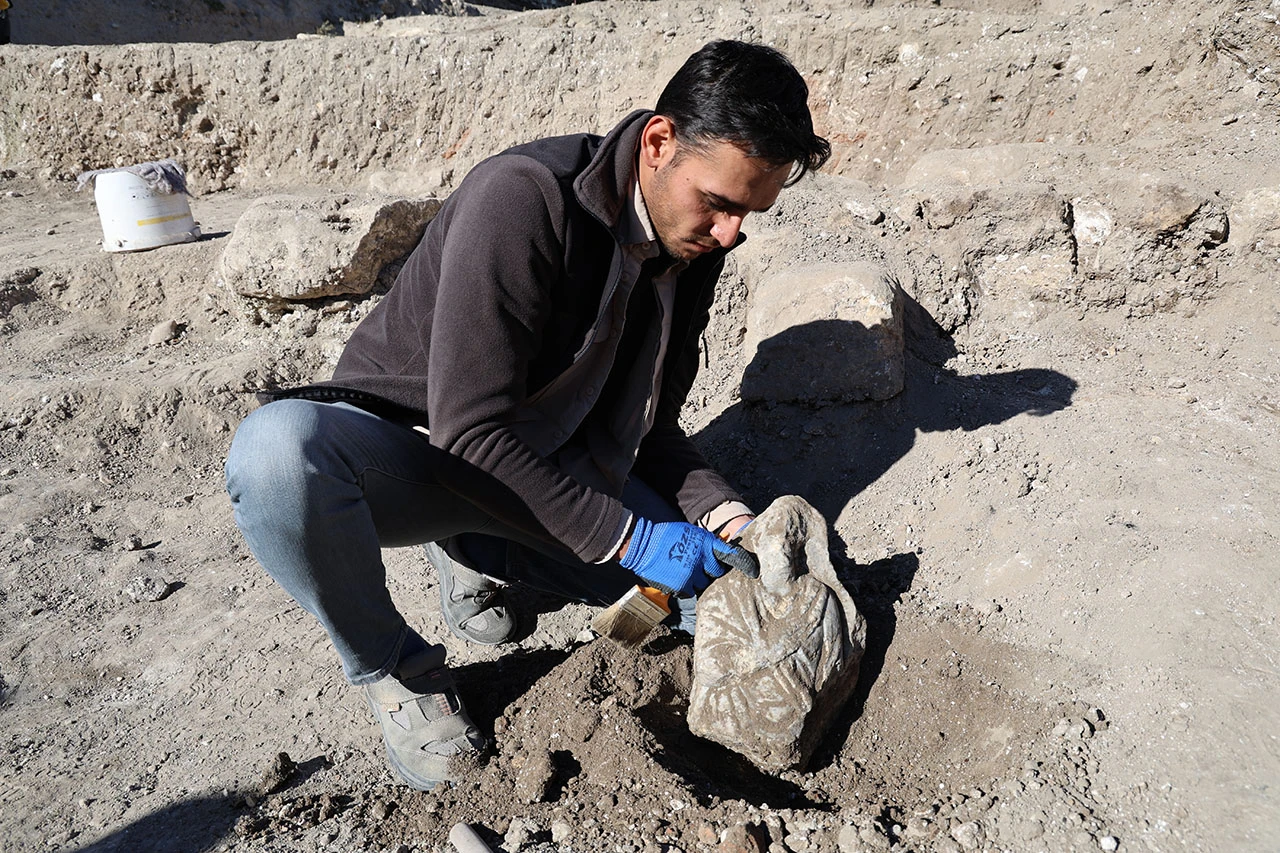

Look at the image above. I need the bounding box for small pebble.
[149,319,180,346]
[858,823,891,849]
[784,831,811,852]
[258,751,296,795]
[123,575,169,603]
[505,818,538,849]
[721,823,767,853]
[1099,836,1119,851]
[950,821,984,850]
[904,816,932,839]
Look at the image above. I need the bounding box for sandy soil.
[1,1,1278,852]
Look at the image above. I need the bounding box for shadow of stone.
[693,295,1077,527]
[291,754,332,788]
[449,647,571,732]
[802,550,921,773]
[640,709,829,810]
[67,792,241,853]
[547,750,582,802]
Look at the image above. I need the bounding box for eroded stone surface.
[688,495,866,772]
[741,262,904,404]
[219,195,441,301]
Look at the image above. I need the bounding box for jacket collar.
[572,109,651,232]
[571,109,747,259]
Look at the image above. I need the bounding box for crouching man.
[225,39,830,790]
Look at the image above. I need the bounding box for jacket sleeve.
[631,259,747,524]
[422,155,628,563]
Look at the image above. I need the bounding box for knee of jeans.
[225,400,326,505]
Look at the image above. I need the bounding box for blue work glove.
[618,517,760,598]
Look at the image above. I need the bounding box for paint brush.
[592,585,671,648]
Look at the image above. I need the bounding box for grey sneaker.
[423,541,517,645]
[364,645,487,791]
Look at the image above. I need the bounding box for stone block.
[902,143,1052,187]
[1230,186,1280,256]
[1069,173,1227,312]
[219,195,441,300]
[688,496,867,772]
[741,262,904,404]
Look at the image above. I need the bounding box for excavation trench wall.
[0,0,1254,193]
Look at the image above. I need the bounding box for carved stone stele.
[688,496,867,772]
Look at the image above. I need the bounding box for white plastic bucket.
[93,170,201,252]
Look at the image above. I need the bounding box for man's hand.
[618,517,758,597]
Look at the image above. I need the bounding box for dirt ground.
[1,1,1278,852]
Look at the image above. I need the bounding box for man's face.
[638,117,792,262]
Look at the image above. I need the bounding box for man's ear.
[639,115,678,171]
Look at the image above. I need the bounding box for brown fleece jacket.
[274,110,746,562]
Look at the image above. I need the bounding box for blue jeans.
[224,399,689,685]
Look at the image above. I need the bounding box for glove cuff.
[617,515,653,571]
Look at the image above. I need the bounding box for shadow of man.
[685,295,1077,771]
[693,295,1077,528]
[68,792,241,853]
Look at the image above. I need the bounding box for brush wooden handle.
[636,586,670,608]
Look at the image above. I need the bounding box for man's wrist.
[718,514,754,542]
[598,512,636,564]
[615,514,637,561]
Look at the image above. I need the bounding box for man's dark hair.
[655,40,831,185]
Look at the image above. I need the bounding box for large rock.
[688,496,867,772]
[899,180,1076,325]
[741,262,904,404]
[1069,173,1227,313]
[219,195,441,301]
[901,143,1060,187]
[1229,186,1280,258]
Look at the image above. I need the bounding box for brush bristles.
[592,587,670,648]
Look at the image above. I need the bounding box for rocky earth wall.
[4,0,1269,345]
[1,0,1266,192]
